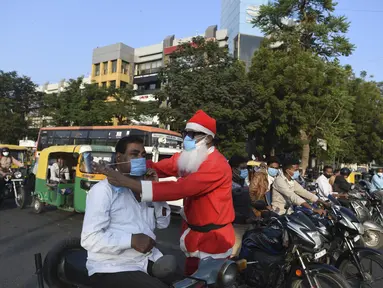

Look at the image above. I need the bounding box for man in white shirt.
[316,166,334,199]
[81,136,170,288]
[50,156,70,183]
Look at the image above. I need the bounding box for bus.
[34,125,184,213]
[36,125,183,161]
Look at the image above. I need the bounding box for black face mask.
[324,173,332,179]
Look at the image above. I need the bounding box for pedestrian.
[228,155,253,257]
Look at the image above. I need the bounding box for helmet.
[340,167,351,176]
[1,147,10,155]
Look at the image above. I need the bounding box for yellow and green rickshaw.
[0,144,33,168]
[32,145,115,213]
[347,171,363,184]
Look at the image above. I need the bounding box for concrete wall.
[92,43,135,64]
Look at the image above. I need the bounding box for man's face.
[377,168,383,175]
[286,164,299,177]
[183,130,208,145]
[57,158,65,168]
[268,162,280,170]
[324,168,333,178]
[116,142,146,174]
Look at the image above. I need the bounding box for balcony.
[134,67,161,77]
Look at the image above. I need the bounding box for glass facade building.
[221,0,268,67]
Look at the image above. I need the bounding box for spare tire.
[43,237,89,288]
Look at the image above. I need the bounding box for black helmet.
[1,147,10,154]
[340,167,351,177]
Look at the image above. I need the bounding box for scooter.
[34,237,239,288]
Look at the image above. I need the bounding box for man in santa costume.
[103,110,235,275]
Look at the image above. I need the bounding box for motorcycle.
[295,201,383,288]
[0,168,29,208]
[358,179,383,226]
[237,201,351,288]
[35,237,239,288]
[347,187,383,248]
[307,182,383,249]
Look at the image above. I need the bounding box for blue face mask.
[183,135,196,151]
[292,170,300,180]
[129,157,147,176]
[268,167,279,177]
[240,169,248,179]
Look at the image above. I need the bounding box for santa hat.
[185,110,216,137]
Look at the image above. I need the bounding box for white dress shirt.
[316,174,333,198]
[50,162,70,182]
[81,179,171,276]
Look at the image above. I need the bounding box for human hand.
[131,233,155,253]
[314,208,327,216]
[105,169,129,187]
[92,161,112,175]
[144,168,159,182]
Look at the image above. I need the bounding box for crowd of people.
[77,109,383,288]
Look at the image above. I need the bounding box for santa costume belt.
[187,222,228,233]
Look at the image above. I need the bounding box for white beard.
[178,143,209,174]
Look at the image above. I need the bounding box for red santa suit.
[141,111,235,274]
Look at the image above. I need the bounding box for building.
[90,25,228,125]
[90,25,228,91]
[36,76,91,94]
[221,0,268,67]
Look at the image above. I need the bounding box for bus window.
[71,130,90,145]
[54,138,70,145]
[71,130,89,139]
[89,130,108,139]
[91,139,107,145]
[54,130,71,139]
[108,130,130,139]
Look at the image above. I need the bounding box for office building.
[90,25,228,94]
[221,0,268,67]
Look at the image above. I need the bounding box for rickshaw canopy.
[0,144,29,151]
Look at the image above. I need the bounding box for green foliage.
[44,77,113,126]
[341,74,383,164]
[156,36,254,157]
[252,0,355,59]
[248,42,354,160]
[0,70,43,143]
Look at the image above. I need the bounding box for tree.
[0,70,43,143]
[250,0,355,172]
[108,86,159,125]
[44,77,113,126]
[249,42,354,173]
[252,0,355,59]
[156,36,253,157]
[341,73,383,165]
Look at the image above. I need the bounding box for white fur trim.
[186,122,215,137]
[179,227,233,259]
[141,181,153,202]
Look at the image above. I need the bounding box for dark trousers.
[90,271,169,288]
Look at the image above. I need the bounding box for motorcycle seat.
[63,249,91,286]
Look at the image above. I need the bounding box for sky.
[1,0,382,85]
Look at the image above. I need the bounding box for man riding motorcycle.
[0,147,24,195]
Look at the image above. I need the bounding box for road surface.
[0,199,185,288]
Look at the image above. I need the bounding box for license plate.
[314,249,326,259]
[354,235,360,242]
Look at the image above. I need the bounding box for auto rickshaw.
[347,171,362,184]
[32,145,115,214]
[0,144,32,168]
